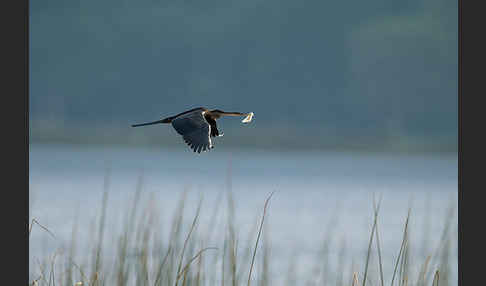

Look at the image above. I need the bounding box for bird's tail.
[131,118,169,127]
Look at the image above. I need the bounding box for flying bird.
[132,107,254,153]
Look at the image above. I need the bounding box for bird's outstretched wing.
[171,110,213,153]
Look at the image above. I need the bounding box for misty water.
[29,143,457,284]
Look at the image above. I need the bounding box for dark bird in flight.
[132,107,254,153]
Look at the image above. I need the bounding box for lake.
[29,143,458,285]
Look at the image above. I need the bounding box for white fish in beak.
[242,112,254,123]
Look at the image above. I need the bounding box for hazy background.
[29,0,457,152]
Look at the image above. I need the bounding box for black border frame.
[2,0,29,283]
[458,0,483,284]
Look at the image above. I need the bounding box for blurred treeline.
[29,0,457,152]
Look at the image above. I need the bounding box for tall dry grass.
[29,172,456,286]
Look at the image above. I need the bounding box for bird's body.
[132,107,254,153]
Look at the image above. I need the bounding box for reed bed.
[29,173,456,286]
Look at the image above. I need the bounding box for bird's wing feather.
[171,110,213,153]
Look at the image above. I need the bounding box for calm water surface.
[29,143,458,284]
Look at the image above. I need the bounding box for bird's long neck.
[220,112,246,116]
[210,110,247,118]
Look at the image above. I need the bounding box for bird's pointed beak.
[242,112,254,123]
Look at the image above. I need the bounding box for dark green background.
[29,0,457,152]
